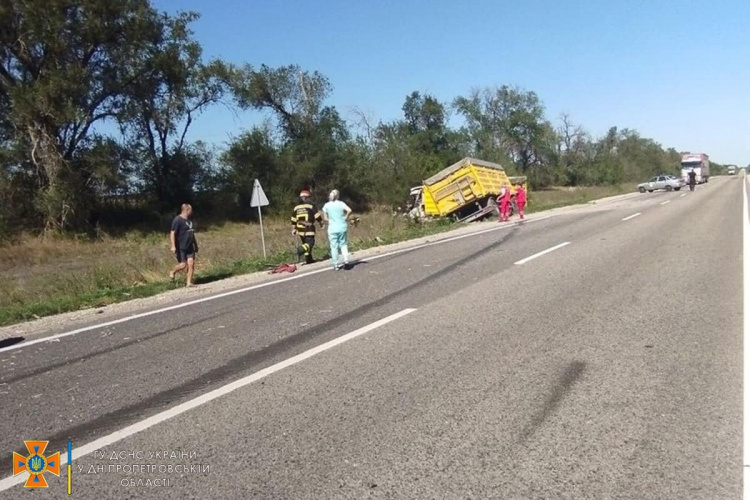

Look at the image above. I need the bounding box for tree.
[367,92,467,206]
[219,125,280,215]
[400,91,463,159]
[455,86,556,186]
[120,11,230,210]
[556,113,591,185]
[231,64,332,142]
[0,0,179,230]
[228,64,360,203]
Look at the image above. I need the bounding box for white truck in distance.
[680,152,709,184]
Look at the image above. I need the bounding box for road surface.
[0,177,743,499]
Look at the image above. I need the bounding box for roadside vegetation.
[0,1,733,326]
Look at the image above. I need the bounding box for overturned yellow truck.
[407,157,527,222]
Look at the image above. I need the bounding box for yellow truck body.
[422,157,511,218]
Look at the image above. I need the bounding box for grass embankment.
[527,184,631,212]
[0,184,630,327]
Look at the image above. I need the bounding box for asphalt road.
[0,177,743,499]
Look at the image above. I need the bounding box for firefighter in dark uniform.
[291,190,323,264]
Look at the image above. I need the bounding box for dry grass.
[0,211,448,324]
[0,184,629,325]
[527,183,631,212]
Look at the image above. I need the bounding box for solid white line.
[743,174,750,499]
[514,242,571,265]
[0,267,329,354]
[621,213,642,221]
[0,213,561,353]
[0,308,417,492]
[660,200,671,205]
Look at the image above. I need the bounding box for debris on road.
[269,263,297,274]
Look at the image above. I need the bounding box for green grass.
[0,281,176,326]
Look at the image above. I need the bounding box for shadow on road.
[517,361,587,444]
[0,337,24,349]
[343,260,367,270]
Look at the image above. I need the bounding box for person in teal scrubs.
[322,189,353,270]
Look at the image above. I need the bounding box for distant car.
[727,166,737,175]
[637,175,683,193]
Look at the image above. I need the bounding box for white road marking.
[660,200,671,205]
[622,213,642,221]
[0,268,331,354]
[680,194,687,198]
[514,242,571,265]
[744,174,750,499]
[0,308,417,492]
[366,212,558,262]
[0,213,560,354]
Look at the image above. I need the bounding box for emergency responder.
[515,183,527,220]
[499,184,512,222]
[291,190,323,264]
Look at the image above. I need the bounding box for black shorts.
[175,247,196,263]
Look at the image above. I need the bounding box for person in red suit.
[515,183,527,219]
[499,185,512,222]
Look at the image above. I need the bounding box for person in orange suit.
[499,184,512,222]
[515,183,527,219]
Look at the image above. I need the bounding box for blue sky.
[154,0,749,165]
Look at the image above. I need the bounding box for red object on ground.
[270,263,297,274]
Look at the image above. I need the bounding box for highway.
[0,176,743,499]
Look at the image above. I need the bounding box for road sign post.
[250,179,270,258]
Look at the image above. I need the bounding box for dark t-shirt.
[171,216,196,251]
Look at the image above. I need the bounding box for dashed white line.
[660,200,671,205]
[0,308,417,492]
[514,242,571,265]
[680,194,687,198]
[622,213,642,221]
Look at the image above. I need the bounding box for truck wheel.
[485,197,499,216]
[648,190,653,193]
[638,187,646,193]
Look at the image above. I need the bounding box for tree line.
[0,0,696,237]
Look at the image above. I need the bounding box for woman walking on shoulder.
[322,189,353,270]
